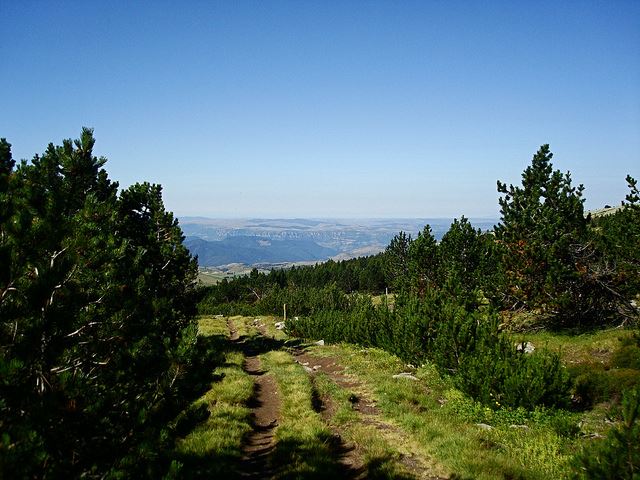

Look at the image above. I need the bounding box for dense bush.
[612,333,640,370]
[287,291,571,410]
[573,386,640,479]
[199,282,351,318]
[592,176,640,300]
[0,131,208,478]
[573,369,640,408]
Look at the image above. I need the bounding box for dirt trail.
[226,318,437,479]
[227,319,280,479]
[294,349,447,480]
[240,355,280,479]
[228,318,239,341]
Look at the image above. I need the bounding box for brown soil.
[240,355,280,479]
[294,351,380,416]
[225,319,445,479]
[228,318,239,341]
[227,318,280,478]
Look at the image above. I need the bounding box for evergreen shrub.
[573,386,640,479]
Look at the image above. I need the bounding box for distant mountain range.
[180,217,498,267]
[184,235,337,267]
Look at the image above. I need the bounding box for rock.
[516,341,535,354]
[274,321,286,330]
[214,314,224,318]
[509,424,529,429]
[313,365,321,371]
[302,365,313,373]
[393,372,418,381]
[476,423,493,430]
[314,340,325,346]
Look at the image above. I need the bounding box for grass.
[312,370,445,479]
[175,316,254,478]
[196,271,225,286]
[179,316,637,479]
[197,315,229,336]
[310,343,574,479]
[260,350,347,479]
[228,315,251,337]
[511,327,636,368]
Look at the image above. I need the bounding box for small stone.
[313,365,321,371]
[274,321,286,330]
[476,423,493,430]
[515,341,535,354]
[314,340,325,346]
[509,424,529,429]
[302,365,313,373]
[392,372,418,381]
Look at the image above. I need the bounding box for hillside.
[185,235,338,267]
[181,217,498,267]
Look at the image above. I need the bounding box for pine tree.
[408,225,438,297]
[0,131,201,478]
[384,231,412,293]
[495,144,607,324]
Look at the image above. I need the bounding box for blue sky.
[2,1,639,218]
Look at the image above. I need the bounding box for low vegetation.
[2,134,638,478]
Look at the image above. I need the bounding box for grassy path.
[176,315,582,479]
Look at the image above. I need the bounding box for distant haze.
[181,217,497,267]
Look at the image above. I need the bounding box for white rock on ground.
[476,423,494,430]
[392,372,418,381]
[515,341,535,354]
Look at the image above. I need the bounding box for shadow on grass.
[173,333,418,479]
[270,434,417,480]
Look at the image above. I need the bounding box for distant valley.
[180,217,497,270]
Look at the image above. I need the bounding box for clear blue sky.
[2,1,639,218]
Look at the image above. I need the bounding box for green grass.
[259,315,289,341]
[512,328,636,368]
[228,315,250,337]
[182,316,637,479]
[175,317,254,478]
[311,343,574,479]
[312,369,446,479]
[197,315,230,336]
[260,350,347,479]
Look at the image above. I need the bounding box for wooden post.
[283,303,287,323]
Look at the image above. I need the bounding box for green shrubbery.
[573,386,640,479]
[569,334,640,408]
[287,291,572,411]
[0,131,212,478]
